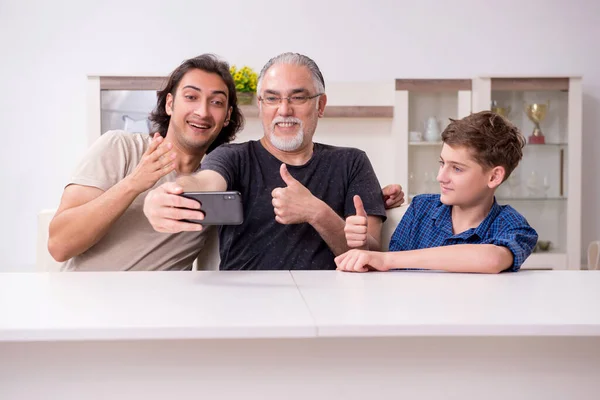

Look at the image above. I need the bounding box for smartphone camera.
[224,194,236,200]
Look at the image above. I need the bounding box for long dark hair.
[149,54,244,153]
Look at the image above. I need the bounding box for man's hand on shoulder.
[382,184,405,209]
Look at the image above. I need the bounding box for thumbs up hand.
[271,163,317,225]
[344,195,369,249]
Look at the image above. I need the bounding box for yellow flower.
[230,64,258,93]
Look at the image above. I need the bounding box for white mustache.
[271,117,302,130]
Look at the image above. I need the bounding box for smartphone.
[179,191,243,225]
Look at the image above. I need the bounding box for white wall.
[1,0,598,271]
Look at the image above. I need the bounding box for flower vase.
[238,92,254,105]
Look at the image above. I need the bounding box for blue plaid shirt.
[389,194,538,272]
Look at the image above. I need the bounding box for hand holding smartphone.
[179,191,243,225]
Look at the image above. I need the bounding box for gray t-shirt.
[201,140,386,270]
[62,131,209,271]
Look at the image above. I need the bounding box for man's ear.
[165,93,174,116]
[488,166,506,189]
[317,93,327,118]
[224,106,232,126]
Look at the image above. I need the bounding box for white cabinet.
[393,79,472,202]
[392,77,583,270]
[472,77,581,269]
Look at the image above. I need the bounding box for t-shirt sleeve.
[344,151,387,221]
[68,131,131,191]
[485,223,538,272]
[199,144,238,189]
[388,199,417,251]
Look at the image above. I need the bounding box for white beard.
[267,117,304,152]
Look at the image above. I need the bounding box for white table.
[292,270,600,336]
[1,270,599,400]
[0,271,314,341]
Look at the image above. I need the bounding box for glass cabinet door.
[472,77,582,269]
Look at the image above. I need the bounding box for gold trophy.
[491,100,511,118]
[524,102,549,144]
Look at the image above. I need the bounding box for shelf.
[490,77,570,91]
[409,141,443,146]
[100,76,166,90]
[524,143,568,147]
[325,106,393,118]
[98,77,394,119]
[240,105,393,118]
[396,79,471,91]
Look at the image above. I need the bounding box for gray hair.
[257,52,326,95]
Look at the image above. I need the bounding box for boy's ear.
[488,166,506,189]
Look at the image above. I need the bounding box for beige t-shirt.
[62,130,209,271]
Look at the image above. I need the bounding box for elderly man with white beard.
[143,52,404,270]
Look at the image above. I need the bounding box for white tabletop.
[1,270,599,342]
[291,270,600,337]
[0,271,315,341]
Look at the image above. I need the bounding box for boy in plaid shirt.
[337,111,538,274]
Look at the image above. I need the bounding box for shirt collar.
[432,197,501,239]
[431,200,453,235]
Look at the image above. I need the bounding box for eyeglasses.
[258,93,323,106]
